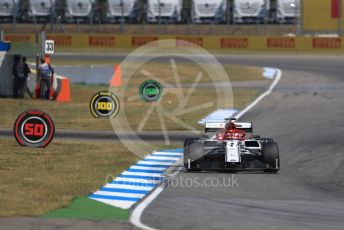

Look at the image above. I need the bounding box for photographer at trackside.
[39,58,54,100]
[22,57,32,98]
[12,56,25,99]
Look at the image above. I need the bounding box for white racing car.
[183,118,280,172]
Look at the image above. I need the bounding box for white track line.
[235,68,282,120]
[104,184,154,191]
[114,178,160,184]
[136,160,174,166]
[153,152,183,156]
[130,166,167,171]
[130,68,283,230]
[130,185,165,230]
[93,191,146,198]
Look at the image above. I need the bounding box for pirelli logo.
[312,38,341,48]
[47,35,72,46]
[5,35,31,42]
[132,36,158,46]
[221,38,248,48]
[89,36,115,46]
[267,38,295,48]
[176,37,203,47]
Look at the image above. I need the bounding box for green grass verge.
[0,86,260,131]
[43,197,129,220]
[0,62,264,131]
[0,137,137,217]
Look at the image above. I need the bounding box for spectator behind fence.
[12,56,25,99]
[39,58,54,100]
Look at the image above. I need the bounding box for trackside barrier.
[5,34,344,52]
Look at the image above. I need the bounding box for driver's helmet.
[217,122,246,141]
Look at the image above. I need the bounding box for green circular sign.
[139,80,163,102]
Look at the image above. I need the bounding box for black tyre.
[258,138,274,143]
[184,138,195,167]
[262,142,280,172]
[184,138,202,171]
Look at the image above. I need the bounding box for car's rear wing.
[235,122,253,132]
[205,122,253,133]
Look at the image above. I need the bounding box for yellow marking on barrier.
[303,0,342,32]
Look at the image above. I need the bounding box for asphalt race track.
[2,55,344,230]
[0,128,198,142]
[54,54,344,85]
[54,53,344,78]
[138,56,344,230]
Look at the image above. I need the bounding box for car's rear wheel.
[262,142,280,172]
[184,138,202,171]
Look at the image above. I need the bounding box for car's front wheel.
[262,142,280,172]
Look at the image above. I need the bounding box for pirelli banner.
[4,34,344,52]
[42,35,344,51]
[4,34,35,43]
